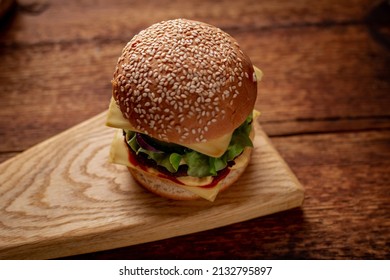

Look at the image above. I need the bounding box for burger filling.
[124,114,253,178]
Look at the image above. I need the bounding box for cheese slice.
[254,65,263,81]
[184,133,231,158]
[106,97,137,131]
[106,97,232,157]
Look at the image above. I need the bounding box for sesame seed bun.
[128,147,252,201]
[112,18,257,145]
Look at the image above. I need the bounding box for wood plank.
[63,129,390,260]
[0,152,19,164]
[0,112,304,259]
[0,0,387,261]
[1,24,389,152]
[261,116,390,136]
[0,41,114,152]
[1,0,375,45]
[243,24,390,124]
[269,130,390,259]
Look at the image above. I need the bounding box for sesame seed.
[112,18,252,143]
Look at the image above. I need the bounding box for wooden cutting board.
[0,111,304,259]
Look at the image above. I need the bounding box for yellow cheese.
[254,65,263,81]
[109,130,133,167]
[177,179,224,201]
[106,97,137,131]
[106,97,232,157]
[185,133,231,158]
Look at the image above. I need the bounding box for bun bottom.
[128,148,252,200]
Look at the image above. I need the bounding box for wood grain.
[1,1,389,154]
[62,130,390,260]
[0,0,389,260]
[0,0,375,45]
[1,24,389,153]
[0,112,304,259]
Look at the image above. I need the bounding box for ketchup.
[157,174,185,185]
[125,139,231,189]
[201,167,230,188]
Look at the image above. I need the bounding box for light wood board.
[0,112,304,259]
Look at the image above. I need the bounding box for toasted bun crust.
[128,147,252,200]
[112,18,257,145]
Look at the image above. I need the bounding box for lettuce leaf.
[183,151,216,177]
[128,133,182,173]
[126,114,253,177]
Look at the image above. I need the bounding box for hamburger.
[106,19,262,201]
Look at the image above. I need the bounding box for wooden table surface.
[0,0,389,259]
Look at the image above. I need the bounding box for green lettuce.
[126,114,253,177]
[127,134,182,173]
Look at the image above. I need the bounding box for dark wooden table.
[0,0,389,259]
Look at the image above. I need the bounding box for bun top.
[112,19,257,144]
